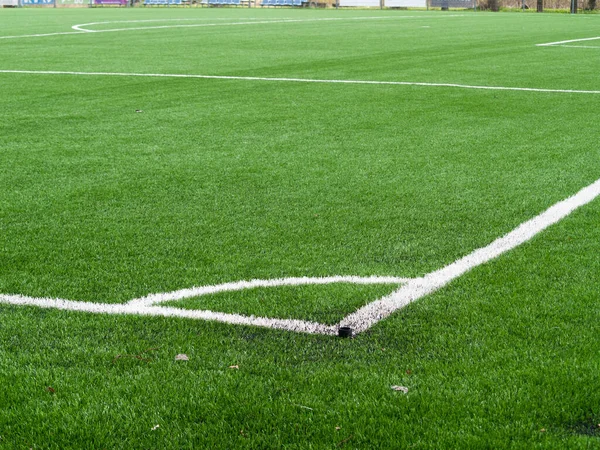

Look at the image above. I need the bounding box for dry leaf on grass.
[151,424,160,431]
[175,354,189,361]
[228,365,239,369]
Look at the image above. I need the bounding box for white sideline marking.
[342,177,600,333]
[1,178,600,335]
[537,36,600,47]
[0,15,466,40]
[2,69,600,95]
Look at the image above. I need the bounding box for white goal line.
[1,69,600,94]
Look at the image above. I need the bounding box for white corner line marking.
[537,36,600,47]
[1,69,600,95]
[0,293,339,335]
[127,275,409,308]
[0,276,406,336]
[342,177,600,333]
[1,178,600,336]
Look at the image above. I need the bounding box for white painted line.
[128,275,408,308]
[0,31,87,40]
[1,178,600,335]
[537,36,600,47]
[0,293,338,335]
[71,15,467,33]
[550,45,600,49]
[1,69,600,95]
[70,18,279,32]
[1,276,403,334]
[342,177,600,333]
[0,15,466,40]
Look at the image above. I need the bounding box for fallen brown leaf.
[46,387,55,394]
[175,354,189,361]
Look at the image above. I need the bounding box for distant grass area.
[1,8,599,448]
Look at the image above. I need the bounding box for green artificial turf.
[1,8,599,448]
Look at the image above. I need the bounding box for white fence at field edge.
[0,0,19,5]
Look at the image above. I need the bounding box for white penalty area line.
[2,69,600,95]
[0,15,466,40]
[2,178,600,336]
